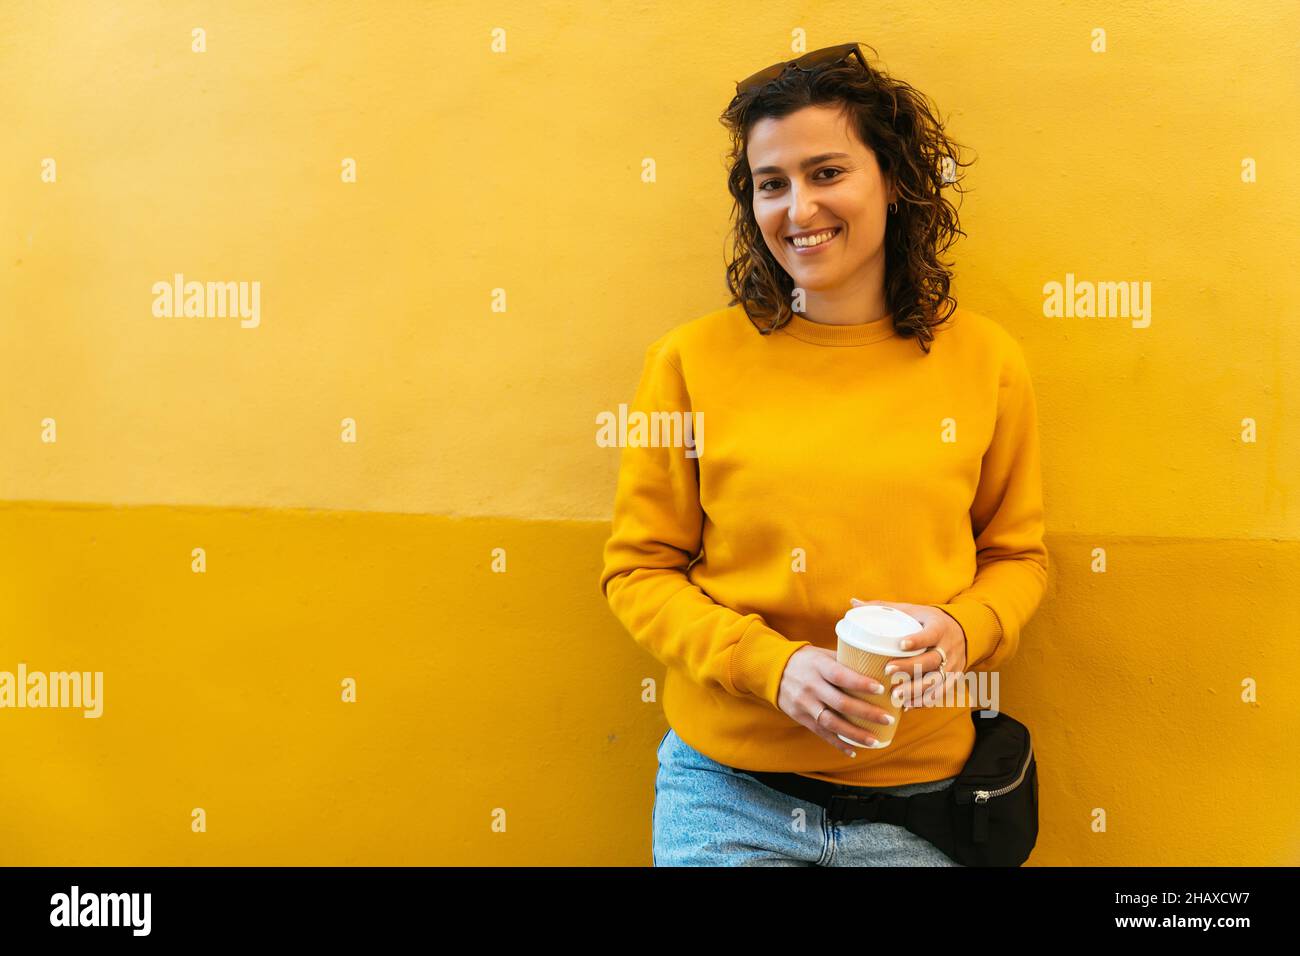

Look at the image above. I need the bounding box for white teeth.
[791,228,838,247]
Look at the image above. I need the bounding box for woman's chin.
[788,268,840,289]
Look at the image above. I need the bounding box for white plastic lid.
[835,605,925,657]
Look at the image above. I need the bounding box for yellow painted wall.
[2,1,1297,865]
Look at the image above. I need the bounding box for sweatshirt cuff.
[934,600,1002,669]
[730,619,810,707]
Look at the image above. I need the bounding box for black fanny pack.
[743,709,1037,867]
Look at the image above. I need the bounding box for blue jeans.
[652,727,964,866]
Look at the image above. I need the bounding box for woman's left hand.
[849,598,967,708]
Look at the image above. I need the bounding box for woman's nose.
[786,187,817,225]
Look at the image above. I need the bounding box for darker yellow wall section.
[0,501,653,865]
[1,501,1296,865]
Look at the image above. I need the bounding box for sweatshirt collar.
[776,310,897,346]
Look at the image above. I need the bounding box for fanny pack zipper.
[969,741,1034,803]
[958,741,1033,846]
[961,743,1040,806]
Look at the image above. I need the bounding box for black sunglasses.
[735,42,869,95]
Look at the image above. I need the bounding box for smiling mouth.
[785,226,841,249]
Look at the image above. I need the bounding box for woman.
[598,42,1049,866]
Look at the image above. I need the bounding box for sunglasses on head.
[734,42,869,96]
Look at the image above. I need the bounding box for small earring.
[888,201,898,214]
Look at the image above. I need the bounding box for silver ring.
[936,645,947,673]
[816,705,827,724]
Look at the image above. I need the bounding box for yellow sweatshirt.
[598,302,1049,787]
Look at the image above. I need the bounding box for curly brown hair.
[719,43,974,353]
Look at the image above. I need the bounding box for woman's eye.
[757,168,841,192]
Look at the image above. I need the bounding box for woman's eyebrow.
[752,151,851,176]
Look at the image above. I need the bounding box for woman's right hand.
[777,645,899,756]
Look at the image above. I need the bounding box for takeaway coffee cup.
[833,605,926,747]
